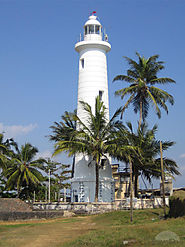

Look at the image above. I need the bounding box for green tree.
[0,134,14,170]
[113,52,175,128]
[5,143,45,197]
[0,134,18,197]
[54,164,71,190]
[49,110,77,178]
[52,97,121,202]
[43,159,71,201]
[115,122,180,197]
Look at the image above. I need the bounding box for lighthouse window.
[85,26,88,35]
[99,90,103,101]
[89,25,94,34]
[95,25,100,34]
[81,58,84,69]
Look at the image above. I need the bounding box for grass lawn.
[0,209,184,247]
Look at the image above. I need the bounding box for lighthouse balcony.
[75,40,111,53]
[84,33,102,41]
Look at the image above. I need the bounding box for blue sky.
[0,0,185,188]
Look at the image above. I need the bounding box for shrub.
[169,190,185,217]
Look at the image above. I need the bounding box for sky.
[0,0,185,188]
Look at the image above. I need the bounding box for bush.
[169,190,185,218]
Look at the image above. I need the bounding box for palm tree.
[0,135,22,197]
[0,134,14,170]
[110,124,140,198]
[49,110,77,178]
[5,143,46,197]
[113,52,175,128]
[52,97,121,202]
[115,122,180,197]
[43,159,71,201]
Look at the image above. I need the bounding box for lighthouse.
[71,13,114,202]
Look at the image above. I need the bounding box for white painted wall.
[75,44,110,122]
[71,15,114,202]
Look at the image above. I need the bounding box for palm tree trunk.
[71,155,75,178]
[129,156,133,222]
[134,173,139,198]
[95,162,99,202]
[17,189,21,198]
[139,100,142,129]
[160,141,166,217]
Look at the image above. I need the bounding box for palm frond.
[113,52,175,123]
[113,75,135,83]
[150,77,175,85]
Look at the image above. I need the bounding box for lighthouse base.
[71,178,115,203]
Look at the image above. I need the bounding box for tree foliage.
[5,143,45,197]
[52,96,121,202]
[50,110,77,178]
[113,52,175,127]
[113,122,180,196]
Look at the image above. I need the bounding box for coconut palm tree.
[49,110,77,178]
[113,52,175,128]
[5,143,46,197]
[0,134,14,170]
[115,122,180,197]
[52,97,121,202]
[0,135,21,197]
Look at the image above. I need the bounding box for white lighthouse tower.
[71,13,114,202]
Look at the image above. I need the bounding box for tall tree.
[0,134,14,170]
[43,159,71,201]
[52,97,121,202]
[49,110,77,178]
[5,143,45,197]
[113,52,175,128]
[114,122,180,197]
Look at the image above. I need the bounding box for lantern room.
[84,15,102,41]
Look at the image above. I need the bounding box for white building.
[71,14,114,202]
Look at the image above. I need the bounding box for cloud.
[180,165,185,172]
[35,150,53,160]
[35,150,60,162]
[180,153,185,158]
[0,123,37,139]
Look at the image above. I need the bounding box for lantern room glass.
[85,25,101,35]
[85,26,88,35]
[89,25,94,34]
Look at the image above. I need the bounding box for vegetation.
[50,84,178,202]
[5,143,45,197]
[63,210,185,247]
[0,51,179,220]
[111,52,178,211]
[0,136,71,201]
[43,159,71,201]
[0,134,10,169]
[113,52,175,128]
[50,110,77,178]
[52,96,122,202]
[169,190,185,218]
[0,209,184,247]
[113,122,180,197]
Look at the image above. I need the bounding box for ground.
[0,209,184,247]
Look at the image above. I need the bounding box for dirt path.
[0,217,96,247]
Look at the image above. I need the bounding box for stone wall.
[33,202,114,214]
[0,197,169,221]
[33,197,169,213]
[115,197,169,210]
[0,211,64,221]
